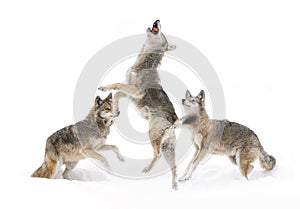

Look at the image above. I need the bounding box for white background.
[1,0,300,208]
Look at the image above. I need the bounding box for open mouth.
[151,20,160,34]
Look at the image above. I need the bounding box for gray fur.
[31,94,124,179]
[133,52,164,71]
[172,90,276,181]
[99,20,179,190]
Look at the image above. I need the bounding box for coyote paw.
[98,86,107,91]
[179,175,191,182]
[117,154,125,162]
[161,124,176,136]
[172,182,178,190]
[173,120,182,129]
[62,173,72,180]
[168,124,176,130]
[142,166,151,173]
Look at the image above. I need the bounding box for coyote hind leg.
[161,128,178,190]
[142,136,162,173]
[162,140,177,190]
[228,155,237,165]
[62,161,78,180]
[236,148,258,180]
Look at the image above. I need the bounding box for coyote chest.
[135,88,177,123]
[74,120,110,150]
[126,69,178,123]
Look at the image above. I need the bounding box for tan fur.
[31,94,124,179]
[31,154,58,178]
[99,20,179,190]
[171,90,276,181]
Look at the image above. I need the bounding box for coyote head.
[182,90,205,111]
[94,93,117,119]
[143,20,176,53]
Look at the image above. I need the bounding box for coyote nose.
[182,99,185,104]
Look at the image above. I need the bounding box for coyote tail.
[259,147,276,170]
[31,142,58,178]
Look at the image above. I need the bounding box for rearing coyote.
[172,90,276,181]
[99,20,179,190]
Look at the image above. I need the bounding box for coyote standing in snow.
[99,20,179,190]
[172,90,276,181]
[31,94,124,179]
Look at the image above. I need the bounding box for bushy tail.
[259,147,276,170]
[31,142,58,178]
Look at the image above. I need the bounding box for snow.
[2,152,296,209]
[1,1,300,209]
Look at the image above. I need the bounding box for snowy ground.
[1,1,300,209]
[2,148,297,209]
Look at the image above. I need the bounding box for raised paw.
[98,86,107,92]
[168,124,176,130]
[142,166,151,173]
[172,120,182,129]
[161,126,174,136]
[117,154,125,162]
[98,83,120,91]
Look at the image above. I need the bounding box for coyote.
[99,20,179,190]
[172,90,276,181]
[31,93,124,179]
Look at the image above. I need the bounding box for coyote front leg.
[97,144,125,162]
[99,83,144,99]
[84,149,110,170]
[112,92,126,115]
[99,83,122,91]
[179,135,208,182]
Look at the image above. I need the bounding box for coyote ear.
[167,43,176,51]
[106,93,113,101]
[146,28,153,36]
[198,90,205,101]
[186,90,192,98]
[95,96,102,107]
